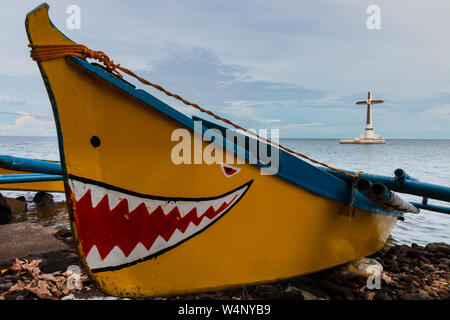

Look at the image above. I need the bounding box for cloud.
[1,1,449,138]
[0,114,55,136]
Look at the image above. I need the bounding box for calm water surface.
[1,136,449,245]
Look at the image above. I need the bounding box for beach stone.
[422,264,435,273]
[7,275,18,282]
[412,267,426,278]
[438,292,449,299]
[407,248,425,259]
[252,284,293,299]
[390,263,400,273]
[299,289,320,300]
[54,228,72,240]
[33,191,54,207]
[5,197,27,214]
[440,258,450,266]
[0,222,70,270]
[418,291,432,300]
[35,249,79,273]
[374,291,392,300]
[0,281,13,291]
[437,263,449,271]
[318,279,353,299]
[400,264,410,272]
[0,194,13,224]
[425,243,450,255]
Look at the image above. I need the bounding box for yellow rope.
[29,43,360,179]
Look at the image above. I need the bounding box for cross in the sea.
[355,91,384,131]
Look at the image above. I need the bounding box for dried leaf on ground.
[0,259,85,300]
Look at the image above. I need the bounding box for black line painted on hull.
[68,174,252,202]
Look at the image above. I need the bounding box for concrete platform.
[340,138,385,144]
[0,222,71,270]
[340,129,385,144]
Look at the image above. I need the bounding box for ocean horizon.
[0,136,449,246]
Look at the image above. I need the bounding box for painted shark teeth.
[68,178,250,271]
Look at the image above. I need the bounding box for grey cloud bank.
[0,0,449,138]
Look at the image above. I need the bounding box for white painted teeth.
[125,193,143,212]
[176,202,197,217]
[68,178,249,270]
[106,190,122,211]
[68,179,90,202]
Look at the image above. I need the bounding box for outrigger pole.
[322,167,450,214]
[0,155,63,185]
[0,155,61,175]
[0,173,62,184]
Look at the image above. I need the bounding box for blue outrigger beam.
[0,155,62,175]
[409,201,450,215]
[0,173,63,184]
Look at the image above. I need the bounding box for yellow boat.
[26,4,400,297]
[0,167,63,193]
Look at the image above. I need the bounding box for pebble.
[422,264,435,273]
[0,281,12,290]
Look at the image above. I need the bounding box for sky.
[0,0,450,138]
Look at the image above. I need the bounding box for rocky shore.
[0,192,448,300]
[0,227,448,300]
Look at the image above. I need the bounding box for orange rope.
[29,43,360,179]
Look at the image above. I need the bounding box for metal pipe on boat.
[0,155,62,175]
[355,178,372,198]
[321,167,450,203]
[394,168,418,182]
[370,183,420,214]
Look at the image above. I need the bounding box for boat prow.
[26,3,399,297]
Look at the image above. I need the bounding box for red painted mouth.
[67,177,251,272]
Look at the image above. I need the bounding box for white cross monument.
[340,91,385,144]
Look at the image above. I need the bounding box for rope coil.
[29,43,360,179]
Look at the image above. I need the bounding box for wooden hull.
[26,4,397,297]
[0,167,64,192]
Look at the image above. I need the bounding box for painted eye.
[221,164,241,177]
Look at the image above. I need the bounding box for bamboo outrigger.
[0,156,63,192]
[19,3,450,297]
